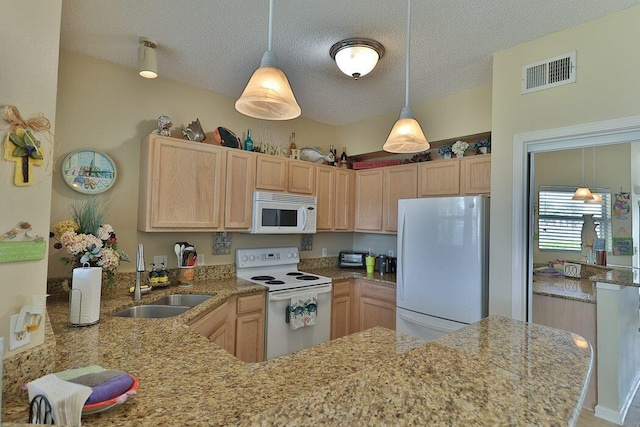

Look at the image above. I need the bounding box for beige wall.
[50,50,349,278]
[335,84,492,155]
[533,145,632,266]
[490,5,640,316]
[0,0,61,357]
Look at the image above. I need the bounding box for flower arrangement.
[452,140,469,156]
[437,145,452,156]
[473,139,491,154]
[50,199,128,287]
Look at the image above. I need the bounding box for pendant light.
[573,148,594,201]
[382,0,429,154]
[585,147,603,204]
[235,0,301,120]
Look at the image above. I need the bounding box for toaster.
[339,251,368,269]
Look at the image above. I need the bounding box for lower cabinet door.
[331,295,352,340]
[235,312,265,363]
[210,323,234,355]
[359,296,396,331]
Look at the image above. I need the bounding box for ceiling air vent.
[522,51,576,94]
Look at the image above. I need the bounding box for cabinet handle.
[397,210,406,301]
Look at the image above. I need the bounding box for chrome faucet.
[134,243,145,301]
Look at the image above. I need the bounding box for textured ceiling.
[60,0,639,126]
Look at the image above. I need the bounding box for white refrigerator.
[396,196,489,341]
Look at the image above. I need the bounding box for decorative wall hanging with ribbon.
[2,105,53,186]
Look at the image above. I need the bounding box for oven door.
[265,283,332,360]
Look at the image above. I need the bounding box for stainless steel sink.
[112,305,190,318]
[153,294,215,307]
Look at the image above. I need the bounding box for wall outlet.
[197,254,204,266]
[322,248,328,257]
[388,250,395,257]
[9,313,30,351]
[153,255,167,267]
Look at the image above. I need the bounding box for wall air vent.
[522,51,576,94]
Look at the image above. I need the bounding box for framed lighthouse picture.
[61,150,117,195]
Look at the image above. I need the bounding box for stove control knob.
[241,255,248,262]
[249,255,255,261]
[293,252,298,258]
[287,253,292,258]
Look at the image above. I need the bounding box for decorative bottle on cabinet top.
[244,129,254,151]
[340,147,348,168]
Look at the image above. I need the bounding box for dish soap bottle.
[157,262,169,285]
[148,263,159,286]
[244,129,254,151]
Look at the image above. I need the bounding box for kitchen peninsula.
[3,275,591,426]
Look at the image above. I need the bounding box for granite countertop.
[533,276,595,304]
[3,274,590,426]
[309,267,397,285]
[590,267,640,287]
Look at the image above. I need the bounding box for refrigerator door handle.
[397,209,406,301]
[398,312,462,334]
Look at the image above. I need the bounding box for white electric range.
[236,247,332,360]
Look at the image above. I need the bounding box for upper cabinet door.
[382,164,417,232]
[256,156,288,192]
[460,155,491,195]
[138,135,225,231]
[288,161,316,195]
[225,150,256,229]
[418,160,460,197]
[315,165,335,231]
[334,169,355,231]
[354,168,384,231]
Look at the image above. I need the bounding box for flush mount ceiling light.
[235,0,301,121]
[138,37,158,79]
[383,0,429,154]
[329,38,385,80]
[573,148,594,201]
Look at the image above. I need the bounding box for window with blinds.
[538,186,612,252]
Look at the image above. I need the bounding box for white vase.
[479,147,488,154]
[443,153,451,159]
[456,153,464,158]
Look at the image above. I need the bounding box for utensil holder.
[177,266,195,287]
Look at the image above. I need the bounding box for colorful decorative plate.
[61,150,117,194]
[82,375,139,415]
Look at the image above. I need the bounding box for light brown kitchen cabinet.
[355,164,416,233]
[354,169,384,231]
[138,135,226,231]
[316,165,335,230]
[357,280,396,332]
[224,150,256,229]
[533,294,597,409]
[330,279,396,338]
[460,155,491,195]
[256,156,288,192]
[235,292,265,363]
[288,161,316,195]
[189,300,234,355]
[334,169,355,231]
[189,291,265,363]
[382,165,417,232]
[418,160,460,197]
[331,279,355,340]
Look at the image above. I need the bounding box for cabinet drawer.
[189,301,229,338]
[359,281,395,303]
[237,292,265,315]
[333,280,352,297]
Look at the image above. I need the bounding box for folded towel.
[62,369,128,388]
[83,375,134,405]
[53,366,134,405]
[289,292,318,330]
[27,374,92,426]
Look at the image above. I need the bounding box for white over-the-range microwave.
[250,191,317,234]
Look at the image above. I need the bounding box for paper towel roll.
[69,267,102,326]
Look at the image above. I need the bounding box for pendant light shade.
[573,148,594,201]
[235,0,301,120]
[383,0,429,153]
[138,37,158,79]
